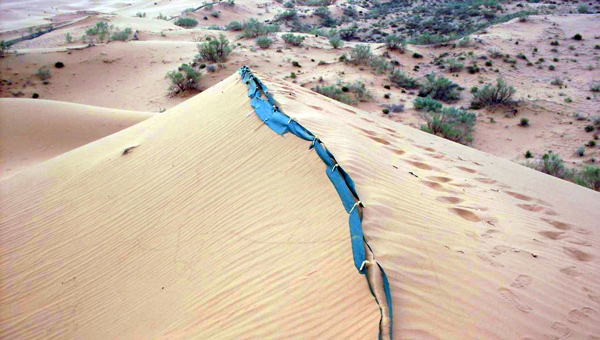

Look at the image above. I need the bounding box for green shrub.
[573,33,583,41]
[174,17,199,28]
[471,77,516,109]
[256,36,273,49]
[196,34,232,63]
[111,28,132,41]
[382,108,390,114]
[156,13,168,20]
[575,166,600,191]
[576,146,585,156]
[550,77,563,86]
[588,140,597,147]
[212,11,220,18]
[226,21,243,31]
[385,34,405,52]
[242,18,267,38]
[369,57,390,75]
[167,64,201,94]
[467,64,480,74]
[419,106,477,144]
[136,12,146,18]
[348,44,372,65]
[519,117,530,126]
[312,84,355,105]
[525,150,533,158]
[585,125,595,132]
[413,52,423,58]
[590,82,600,92]
[485,60,492,67]
[292,61,301,67]
[65,32,73,43]
[275,9,297,21]
[329,36,343,49]
[446,59,464,73]
[36,68,51,81]
[389,70,420,89]
[32,92,39,98]
[419,73,462,103]
[413,97,443,112]
[282,33,304,46]
[578,4,589,13]
[345,81,372,102]
[526,152,573,179]
[339,25,357,41]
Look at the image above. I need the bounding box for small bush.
[346,81,372,102]
[382,108,390,114]
[312,84,355,105]
[573,34,582,41]
[576,146,585,157]
[590,82,600,92]
[65,33,73,43]
[389,70,420,89]
[111,28,133,41]
[292,61,301,67]
[226,21,243,31]
[329,36,343,49]
[549,65,555,71]
[525,150,533,158]
[36,68,51,81]
[550,77,563,86]
[466,64,480,74]
[136,12,146,18]
[489,49,504,58]
[256,36,273,49]
[32,92,39,99]
[369,57,390,75]
[578,4,589,13]
[575,166,600,191]
[550,40,559,46]
[419,106,477,144]
[383,103,404,113]
[212,11,220,18]
[167,64,201,94]
[55,62,64,68]
[156,13,168,20]
[585,125,595,133]
[446,59,464,73]
[196,34,232,63]
[274,9,298,22]
[348,44,372,65]
[242,18,267,38]
[385,35,405,52]
[413,52,423,59]
[485,60,492,67]
[174,17,199,28]
[338,26,357,41]
[519,117,530,127]
[282,33,304,46]
[413,97,443,112]
[471,77,516,109]
[526,152,573,179]
[588,140,597,148]
[419,73,462,103]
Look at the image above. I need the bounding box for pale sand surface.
[0,98,151,179]
[1,72,599,339]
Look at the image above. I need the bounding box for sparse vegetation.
[282,33,304,46]
[385,35,405,52]
[174,17,199,28]
[111,28,133,41]
[226,21,243,31]
[196,34,232,63]
[413,52,423,59]
[470,78,516,109]
[413,96,443,112]
[36,68,51,82]
[329,36,343,49]
[389,70,420,89]
[573,34,583,41]
[525,150,533,159]
[419,106,477,144]
[312,81,372,106]
[256,36,273,49]
[419,73,462,103]
[446,59,464,73]
[348,44,372,66]
[167,64,201,94]
[519,117,530,127]
[65,32,73,43]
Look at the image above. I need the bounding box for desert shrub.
[275,9,297,21]
[196,34,232,63]
[339,25,357,41]
[526,153,573,179]
[156,13,168,20]
[369,57,390,75]
[167,64,201,94]
[550,40,559,46]
[256,36,273,49]
[226,21,242,31]
[55,62,64,68]
[174,17,199,28]
[36,68,51,81]
[111,28,132,41]
[576,146,585,156]
[32,93,39,98]
[413,52,423,58]
[488,49,504,58]
[329,36,343,49]
[389,70,420,89]
[65,33,73,43]
[470,77,516,109]
[577,4,589,13]
[585,125,595,132]
[446,59,464,73]
[282,33,304,46]
[314,6,330,17]
[590,82,600,92]
[413,97,443,112]
[525,150,533,158]
[419,106,477,144]
[382,108,390,114]
[212,11,220,18]
[485,60,493,67]
[467,64,480,74]
[419,73,462,103]
[242,18,270,38]
[312,84,355,105]
[573,34,583,41]
[383,103,405,113]
[551,77,563,86]
[0,40,12,57]
[385,35,405,52]
[519,117,530,126]
[208,24,223,30]
[136,12,146,18]
[206,65,217,72]
[346,81,372,102]
[348,44,372,65]
[588,140,597,147]
[575,166,600,191]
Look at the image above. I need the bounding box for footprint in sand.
[498,288,533,313]
[405,160,434,170]
[583,288,600,303]
[427,176,453,183]
[505,191,534,201]
[541,218,574,231]
[517,204,546,212]
[545,322,572,340]
[475,177,497,184]
[567,308,595,323]
[456,166,477,174]
[560,266,585,277]
[563,247,594,262]
[436,196,463,204]
[477,252,504,267]
[539,231,566,240]
[490,245,510,256]
[511,275,532,289]
[449,208,481,222]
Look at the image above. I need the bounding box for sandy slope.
[0,74,379,339]
[2,70,599,339]
[0,98,151,179]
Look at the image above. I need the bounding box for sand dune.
[0,98,151,179]
[1,70,599,339]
